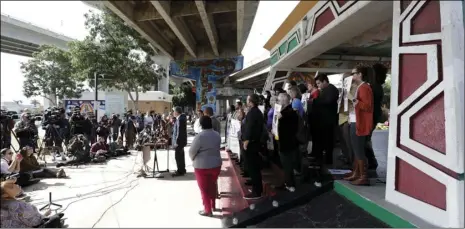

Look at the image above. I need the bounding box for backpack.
[296,113,307,144]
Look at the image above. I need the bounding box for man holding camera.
[14,113,38,150]
[42,108,66,159]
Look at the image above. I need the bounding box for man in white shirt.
[144,111,154,129]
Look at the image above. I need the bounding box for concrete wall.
[127,101,171,114]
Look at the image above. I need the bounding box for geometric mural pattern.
[386,1,464,227]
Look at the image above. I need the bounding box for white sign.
[105,93,125,116]
[338,76,353,113]
[229,119,241,138]
[272,104,282,137]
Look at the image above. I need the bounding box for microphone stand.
[40,192,62,211]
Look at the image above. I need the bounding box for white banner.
[229,119,241,138]
[105,93,126,116]
[272,104,281,137]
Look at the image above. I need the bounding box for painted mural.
[288,72,316,85]
[170,56,244,112]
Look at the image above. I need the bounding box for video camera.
[44,107,64,125]
[0,110,12,122]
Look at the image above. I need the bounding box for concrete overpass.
[93,0,258,61]
[1,14,75,57]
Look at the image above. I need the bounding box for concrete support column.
[386,1,464,227]
[151,55,171,93]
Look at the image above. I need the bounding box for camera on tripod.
[44,107,64,126]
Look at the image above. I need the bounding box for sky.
[1,1,298,105]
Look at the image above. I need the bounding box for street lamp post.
[94,72,99,118]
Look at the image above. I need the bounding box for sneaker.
[285,186,296,192]
[56,169,66,178]
[243,193,262,200]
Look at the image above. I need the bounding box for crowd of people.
[0,105,198,226]
[0,63,388,224]
[225,63,388,200]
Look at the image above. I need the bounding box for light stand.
[40,192,62,211]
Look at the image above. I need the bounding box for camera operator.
[14,113,38,150]
[97,115,111,142]
[122,110,137,149]
[0,110,15,149]
[60,109,71,147]
[110,114,121,142]
[69,108,91,140]
[42,107,65,158]
[87,112,99,144]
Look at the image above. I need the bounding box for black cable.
[56,179,139,214]
[34,152,140,205]
[91,180,139,228]
[66,151,139,189]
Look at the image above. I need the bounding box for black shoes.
[243,193,262,200]
[172,171,186,177]
[198,210,213,217]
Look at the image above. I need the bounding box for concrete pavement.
[20,129,224,228]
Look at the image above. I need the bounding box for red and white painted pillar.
[386,0,464,227]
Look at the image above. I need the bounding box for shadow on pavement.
[150,172,197,181]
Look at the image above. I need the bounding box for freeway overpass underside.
[1,35,40,57]
[104,0,259,61]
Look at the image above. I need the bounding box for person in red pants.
[189,116,222,217]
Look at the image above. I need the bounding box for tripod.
[38,124,65,163]
[40,192,62,211]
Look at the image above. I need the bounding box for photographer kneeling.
[19,146,66,179]
[57,134,91,168]
[0,179,64,228]
[90,136,112,163]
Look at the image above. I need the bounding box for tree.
[30,99,40,108]
[21,45,84,107]
[69,9,164,111]
[170,82,196,109]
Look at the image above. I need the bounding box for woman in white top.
[193,110,203,134]
[0,148,20,175]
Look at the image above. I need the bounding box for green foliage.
[170,82,196,108]
[21,45,84,105]
[68,9,164,109]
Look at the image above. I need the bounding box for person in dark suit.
[277,93,299,191]
[172,106,188,176]
[242,94,264,200]
[312,74,340,165]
